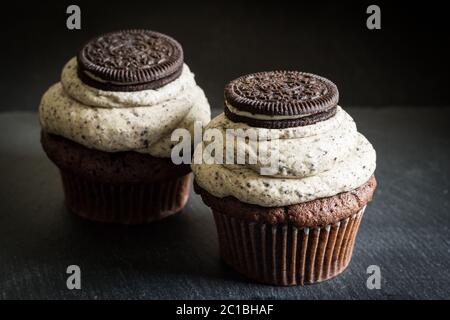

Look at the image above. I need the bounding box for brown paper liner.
[213,206,366,285]
[60,170,191,224]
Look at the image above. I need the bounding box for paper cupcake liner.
[60,170,191,224]
[213,206,366,285]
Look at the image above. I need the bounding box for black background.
[1,0,449,111]
[0,0,450,300]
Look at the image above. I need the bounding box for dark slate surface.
[0,107,449,300]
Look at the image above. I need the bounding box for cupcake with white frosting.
[39,30,210,224]
[192,71,376,285]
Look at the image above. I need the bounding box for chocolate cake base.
[41,131,191,224]
[195,177,376,285]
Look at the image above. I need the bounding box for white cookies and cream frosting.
[39,57,211,157]
[191,106,376,207]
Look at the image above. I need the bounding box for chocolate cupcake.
[192,71,376,285]
[39,30,210,224]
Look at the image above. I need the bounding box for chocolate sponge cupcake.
[39,30,210,224]
[192,71,376,285]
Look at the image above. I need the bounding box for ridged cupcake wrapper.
[213,206,366,286]
[60,170,191,224]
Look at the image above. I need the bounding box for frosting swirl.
[39,58,210,157]
[191,107,376,207]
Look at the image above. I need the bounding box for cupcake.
[192,71,376,285]
[39,30,211,224]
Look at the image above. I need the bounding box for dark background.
[1,0,449,111]
[0,1,449,300]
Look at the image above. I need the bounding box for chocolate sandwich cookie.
[224,71,339,128]
[77,29,184,92]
